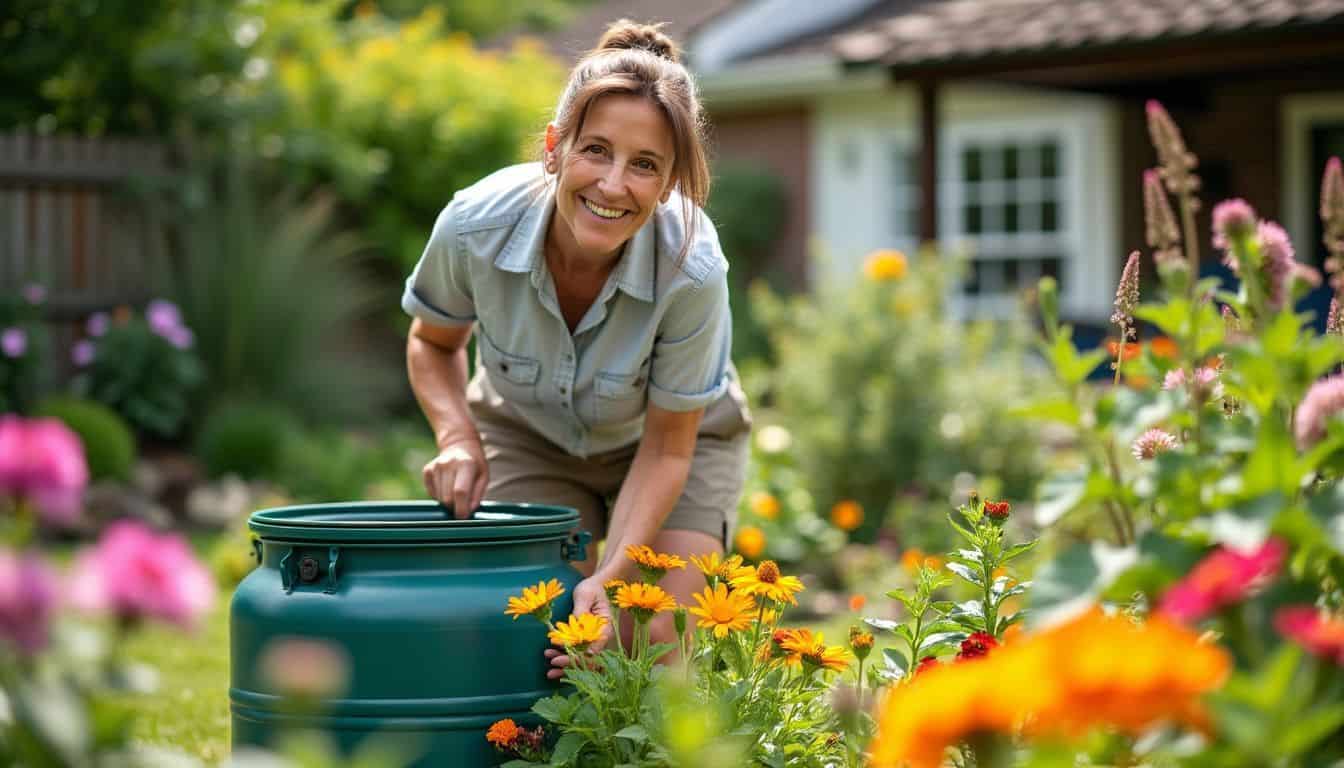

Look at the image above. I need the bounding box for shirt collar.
[493,184,656,303]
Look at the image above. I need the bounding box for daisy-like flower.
[548,613,608,652]
[748,491,781,520]
[687,582,756,638]
[689,551,743,585]
[504,579,565,623]
[602,578,627,602]
[625,544,686,583]
[863,249,908,282]
[615,582,677,622]
[486,718,521,749]
[729,560,805,605]
[1132,428,1178,460]
[781,629,850,674]
[983,500,1010,520]
[848,625,874,661]
[760,627,806,666]
[957,632,998,661]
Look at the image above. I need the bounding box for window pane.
[1003,146,1019,181]
[963,147,982,182]
[1042,200,1059,232]
[965,204,982,234]
[1040,142,1059,178]
[1004,201,1020,233]
[907,207,921,239]
[1042,256,1061,279]
[964,260,982,295]
[1004,258,1020,287]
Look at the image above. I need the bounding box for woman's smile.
[580,196,631,221]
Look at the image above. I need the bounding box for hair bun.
[595,19,680,64]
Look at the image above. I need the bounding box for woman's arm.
[592,403,704,581]
[407,317,489,517]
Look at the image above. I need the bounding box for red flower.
[957,632,998,661]
[1275,606,1344,665]
[915,656,941,674]
[1159,539,1285,623]
[983,501,1011,520]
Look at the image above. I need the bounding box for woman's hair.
[545,19,711,263]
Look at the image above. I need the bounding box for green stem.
[1179,191,1201,299]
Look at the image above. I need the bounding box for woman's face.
[548,93,675,264]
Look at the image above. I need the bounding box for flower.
[1,327,26,358]
[762,628,807,666]
[780,629,850,673]
[1149,336,1179,358]
[1191,366,1223,401]
[548,613,608,651]
[688,582,756,638]
[504,578,565,622]
[1147,101,1200,197]
[146,299,183,337]
[829,499,864,531]
[258,636,350,698]
[1107,340,1142,361]
[1163,368,1187,390]
[734,525,766,559]
[1324,156,1344,226]
[71,339,96,366]
[1258,221,1297,310]
[1294,373,1344,449]
[603,578,626,601]
[863,249,908,281]
[1329,298,1344,336]
[68,519,216,629]
[22,283,46,305]
[848,593,867,612]
[1132,427,1179,460]
[849,625,874,661]
[86,312,110,337]
[748,491,780,520]
[1111,251,1141,337]
[0,549,60,655]
[0,415,90,527]
[1275,606,1344,665]
[900,548,927,573]
[625,544,686,582]
[486,718,521,748]
[615,582,677,620]
[1159,539,1286,623]
[729,560,805,605]
[914,656,940,675]
[1144,169,1182,269]
[688,551,742,584]
[957,632,998,661]
[1212,199,1257,250]
[983,500,1010,520]
[755,424,793,454]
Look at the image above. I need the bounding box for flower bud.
[673,606,688,637]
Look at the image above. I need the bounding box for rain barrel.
[230,501,590,767]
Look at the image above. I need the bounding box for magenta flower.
[69,519,215,630]
[146,299,183,339]
[22,284,46,305]
[1212,199,1257,252]
[164,325,195,350]
[1329,298,1344,337]
[1162,368,1186,391]
[1,327,26,358]
[1159,539,1286,623]
[0,549,60,655]
[1258,221,1296,310]
[1295,373,1344,450]
[71,339,96,366]
[1131,427,1178,460]
[1192,366,1223,402]
[0,416,89,527]
[1275,606,1344,665]
[86,312,110,338]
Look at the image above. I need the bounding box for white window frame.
[1282,94,1344,259]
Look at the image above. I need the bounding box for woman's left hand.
[544,574,613,679]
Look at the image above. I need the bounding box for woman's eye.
[634,159,656,172]
[583,145,606,155]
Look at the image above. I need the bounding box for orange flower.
[486,718,521,748]
[504,579,565,622]
[849,594,867,612]
[923,554,945,571]
[687,582,757,638]
[748,491,781,520]
[1106,339,1142,361]
[689,551,743,584]
[864,249,908,281]
[780,629,850,673]
[547,613,608,651]
[729,560,805,605]
[615,582,678,620]
[734,525,766,559]
[625,544,686,582]
[1149,336,1179,359]
[761,628,807,666]
[830,500,864,531]
[900,548,926,572]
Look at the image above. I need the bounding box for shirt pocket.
[593,370,648,425]
[478,331,540,405]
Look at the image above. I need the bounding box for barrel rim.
[248,501,580,543]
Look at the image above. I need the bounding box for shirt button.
[500,362,509,373]
[560,386,567,395]
[561,402,569,409]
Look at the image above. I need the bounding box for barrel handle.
[324,546,341,594]
[278,546,341,594]
[279,547,295,593]
[561,530,592,562]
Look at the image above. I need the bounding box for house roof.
[830,0,1344,70]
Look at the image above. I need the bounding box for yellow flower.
[734,525,767,559]
[625,544,687,583]
[761,628,808,666]
[863,249,908,282]
[689,552,744,584]
[486,718,520,748]
[548,613,608,652]
[729,560,805,606]
[603,578,627,601]
[688,582,757,638]
[748,491,781,520]
[830,500,864,531]
[504,579,565,622]
[779,629,849,673]
[615,582,678,621]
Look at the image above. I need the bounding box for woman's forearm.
[595,442,693,580]
[406,331,478,451]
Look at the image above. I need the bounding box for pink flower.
[0,416,89,527]
[69,520,215,630]
[1323,156,1344,227]
[1192,366,1223,402]
[1212,199,1257,251]
[1,327,26,358]
[146,299,183,340]
[1329,298,1343,337]
[1258,221,1296,310]
[86,312,110,337]
[1111,251,1141,335]
[1162,368,1186,391]
[1294,373,1344,450]
[1159,539,1286,623]
[0,549,60,655]
[1275,606,1344,665]
[71,339,96,366]
[1132,427,1178,460]
[258,636,351,698]
[1143,169,1180,254]
[22,284,46,305]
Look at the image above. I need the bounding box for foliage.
[0,283,52,415]
[707,162,789,365]
[195,400,300,480]
[277,423,435,503]
[70,302,204,440]
[34,396,137,483]
[153,154,402,427]
[751,249,1043,542]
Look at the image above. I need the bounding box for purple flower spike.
[86,312,110,338]
[22,284,46,305]
[0,550,60,655]
[1295,373,1344,450]
[1212,199,1257,253]
[1322,156,1343,226]
[72,339,96,366]
[1,327,27,358]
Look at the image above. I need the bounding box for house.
[527,0,1344,324]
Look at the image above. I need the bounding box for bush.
[278,424,435,503]
[0,284,52,415]
[195,400,300,480]
[33,396,137,482]
[707,163,788,366]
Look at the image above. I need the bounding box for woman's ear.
[544,123,559,173]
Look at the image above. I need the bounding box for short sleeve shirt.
[402,163,734,458]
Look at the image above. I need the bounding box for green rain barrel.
[230,501,590,767]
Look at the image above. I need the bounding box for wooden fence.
[0,132,171,320]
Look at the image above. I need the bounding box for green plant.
[33,396,137,482]
[195,400,300,480]
[277,424,435,502]
[0,284,52,414]
[733,422,846,567]
[707,163,788,366]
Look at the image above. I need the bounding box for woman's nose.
[597,163,626,197]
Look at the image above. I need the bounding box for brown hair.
[545,19,711,263]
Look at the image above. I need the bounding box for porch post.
[918,79,940,246]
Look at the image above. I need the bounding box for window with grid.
[890,143,921,249]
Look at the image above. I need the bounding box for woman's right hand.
[422,439,489,519]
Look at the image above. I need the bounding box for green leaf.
[550,732,586,765]
[614,725,650,744]
[1010,398,1082,426]
[946,562,983,587]
[1277,704,1344,756]
[863,618,901,634]
[882,647,909,673]
[1034,470,1088,526]
[1000,540,1038,563]
[1029,541,1138,626]
[1047,333,1108,385]
[532,695,574,724]
[1242,416,1300,498]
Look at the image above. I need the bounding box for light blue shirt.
[402,163,734,457]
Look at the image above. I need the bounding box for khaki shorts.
[469,378,751,548]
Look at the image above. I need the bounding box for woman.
[402,20,751,677]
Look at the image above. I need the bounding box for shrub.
[33,396,136,482]
[707,162,788,366]
[195,400,300,480]
[0,283,52,415]
[278,424,434,503]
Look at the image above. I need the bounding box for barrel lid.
[248,501,579,543]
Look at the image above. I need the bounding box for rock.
[186,475,257,530]
[83,481,173,529]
